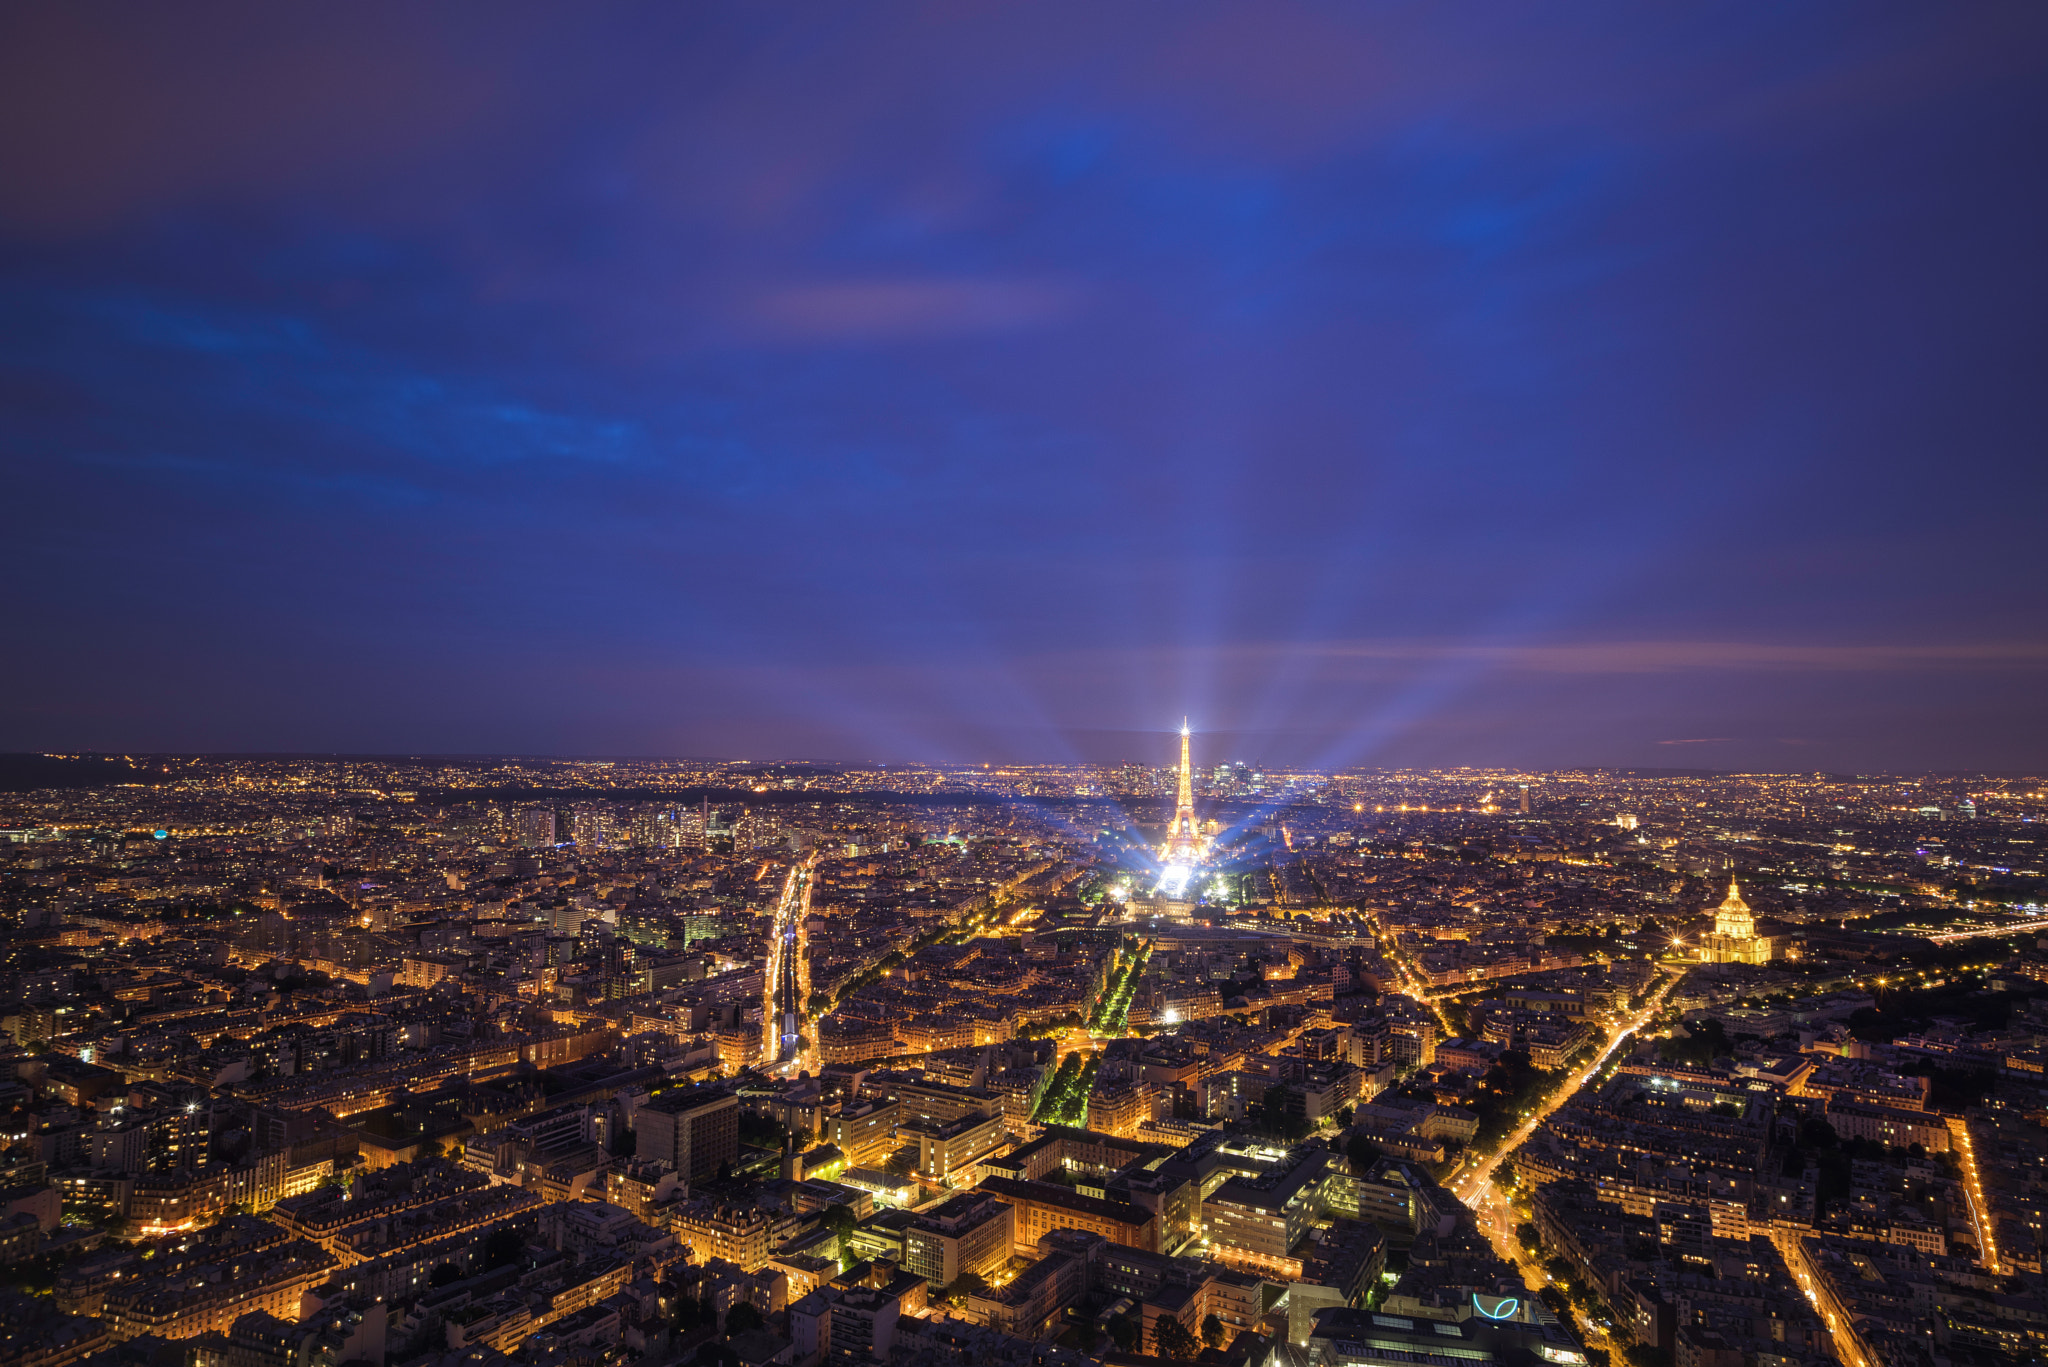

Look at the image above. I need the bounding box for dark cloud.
[2,2,2046,769]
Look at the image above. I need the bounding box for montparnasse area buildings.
[0,740,2043,1367]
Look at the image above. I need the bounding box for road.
[1433,951,2017,1352]
[1453,966,1686,1268]
[762,854,818,1073]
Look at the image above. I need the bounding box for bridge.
[1925,916,2048,944]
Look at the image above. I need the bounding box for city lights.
[3,11,2041,1361]
[0,752,2038,1360]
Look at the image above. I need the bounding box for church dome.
[1713,878,1754,938]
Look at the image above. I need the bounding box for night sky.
[4,5,2046,772]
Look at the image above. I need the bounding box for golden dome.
[1713,877,1755,939]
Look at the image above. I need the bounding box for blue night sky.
[3,4,2047,772]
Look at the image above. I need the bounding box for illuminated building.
[1081,1080,1164,1139]
[902,1193,1013,1288]
[671,1200,775,1270]
[1158,720,1206,892]
[1308,1298,1589,1367]
[976,1175,1159,1254]
[1696,879,1776,964]
[901,1111,1006,1183]
[99,1225,339,1342]
[1204,1150,1334,1279]
[829,1098,902,1168]
[635,1086,740,1183]
[1289,1220,1387,1346]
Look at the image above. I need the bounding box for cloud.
[4,288,645,485]
[3,6,2047,763]
[1010,638,2048,685]
[1658,737,1730,746]
[1288,639,2048,675]
[748,277,1083,342]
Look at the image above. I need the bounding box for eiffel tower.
[1161,719,1204,864]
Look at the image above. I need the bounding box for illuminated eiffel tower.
[1161,719,1204,865]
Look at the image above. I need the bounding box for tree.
[1797,1115,1840,1151]
[429,1262,462,1287]
[1201,1314,1226,1350]
[820,1202,857,1266]
[694,1343,742,1367]
[738,1112,786,1147]
[1105,1312,1139,1354]
[661,1280,702,1329]
[481,1226,526,1269]
[1657,1018,1731,1068]
[1154,1314,1201,1359]
[1257,1085,1308,1140]
[723,1302,765,1337]
[1335,1105,1355,1129]
[1346,1133,1382,1175]
[1515,1222,1541,1255]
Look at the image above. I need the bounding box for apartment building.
[975,1176,1158,1255]
[902,1193,1013,1289]
[635,1085,739,1183]
[672,1200,776,1271]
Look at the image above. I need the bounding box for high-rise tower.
[1162,719,1204,864]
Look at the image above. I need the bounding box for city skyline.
[5,12,2048,1366]
[2,714,2045,1367]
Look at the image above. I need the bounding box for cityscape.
[5,8,2048,1367]
[0,736,2044,1367]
